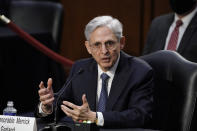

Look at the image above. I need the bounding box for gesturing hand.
[61,94,96,122]
[38,78,54,114]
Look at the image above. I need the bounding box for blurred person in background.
[143,0,197,62]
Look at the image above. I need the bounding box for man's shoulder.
[121,52,152,71]
[75,57,94,64]
[72,57,96,69]
[152,13,174,24]
[131,57,153,71]
[136,57,153,70]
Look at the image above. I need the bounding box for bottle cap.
[7,101,14,106]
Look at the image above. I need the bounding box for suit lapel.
[178,13,197,53]
[84,59,98,111]
[105,52,132,111]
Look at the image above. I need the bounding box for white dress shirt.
[164,7,197,50]
[96,54,120,126]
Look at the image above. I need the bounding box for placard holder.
[0,115,37,131]
[39,122,99,131]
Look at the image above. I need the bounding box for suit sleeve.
[142,17,160,55]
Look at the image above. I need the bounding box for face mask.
[169,0,196,15]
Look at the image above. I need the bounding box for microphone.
[41,68,84,131]
[54,68,84,124]
[40,68,98,131]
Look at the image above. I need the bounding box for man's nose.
[101,44,108,54]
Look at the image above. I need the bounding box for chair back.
[140,50,197,131]
[9,1,63,48]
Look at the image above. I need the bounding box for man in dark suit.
[38,16,154,128]
[143,0,197,63]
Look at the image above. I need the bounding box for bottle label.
[3,112,16,116]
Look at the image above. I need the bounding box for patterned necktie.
[97,73,109,112]
[167,20,183,51]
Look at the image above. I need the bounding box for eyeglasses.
[89,40,118,51]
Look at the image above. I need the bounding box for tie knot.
[101,73,109,81]
[176,20,183,28]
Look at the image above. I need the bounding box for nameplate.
[0,115,37,131]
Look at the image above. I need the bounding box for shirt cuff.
[38,102,53,116]
[96,112,104,126]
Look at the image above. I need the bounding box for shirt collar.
[98,53,120,78]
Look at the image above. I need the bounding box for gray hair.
[84,16,123,41]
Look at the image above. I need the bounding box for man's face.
[85,26,125,72]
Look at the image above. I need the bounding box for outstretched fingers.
[38,78,54,106]
[47,78,53,91]
[61,101,82,121]
[82,94,88,104]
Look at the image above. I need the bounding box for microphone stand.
[41,68,83,131]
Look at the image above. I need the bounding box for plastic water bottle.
[3,101,17,116]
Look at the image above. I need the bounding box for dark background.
[59,0,171,60]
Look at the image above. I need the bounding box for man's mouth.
[101,57,110,62]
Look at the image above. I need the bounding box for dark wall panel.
[59,0,171,61]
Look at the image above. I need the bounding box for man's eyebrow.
[105,40,116,42]
[91,39,116,44]
[92,41,101,45]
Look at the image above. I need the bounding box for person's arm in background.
[142,16,163,55]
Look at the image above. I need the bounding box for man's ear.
[120,36,125,49]
[85,41,92,54]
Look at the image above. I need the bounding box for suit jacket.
[56,51,154,128]
[143,12,197,63]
